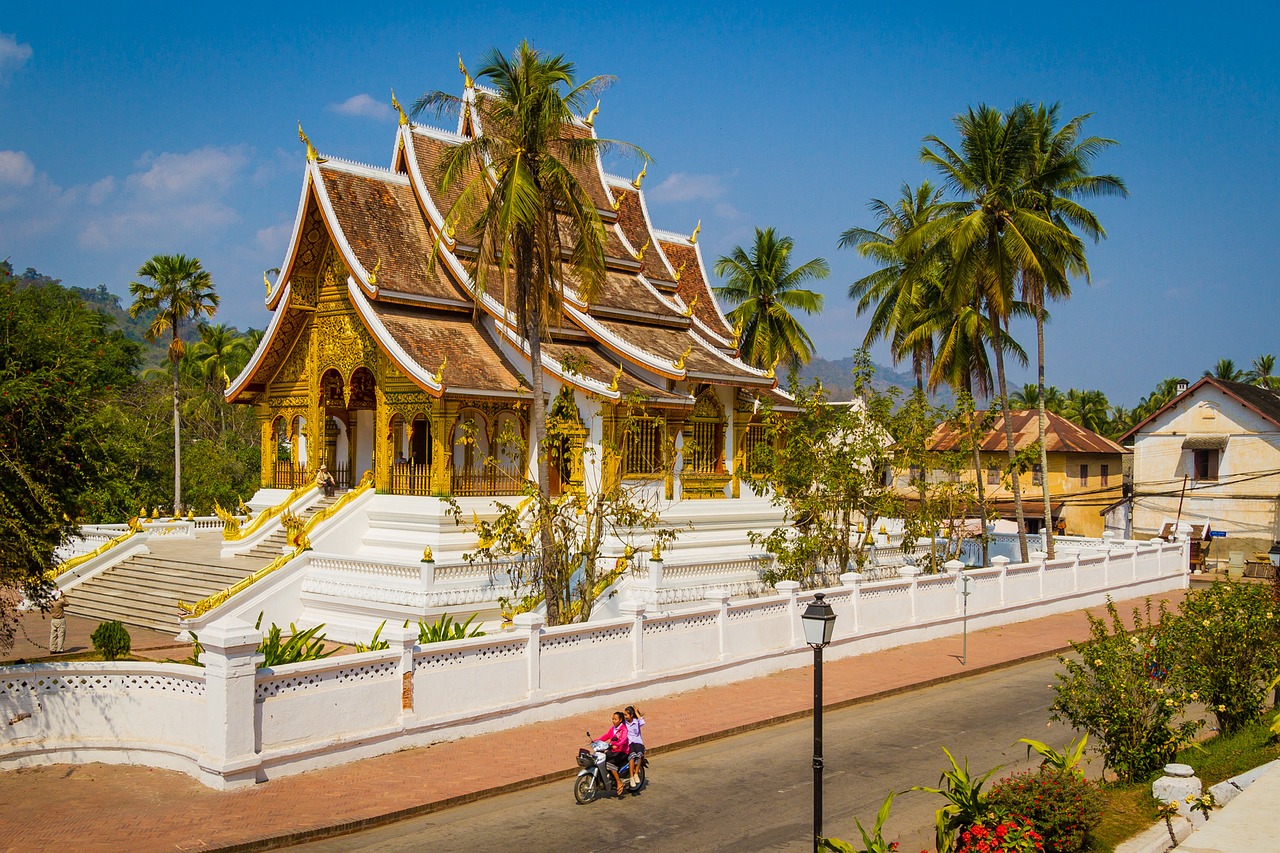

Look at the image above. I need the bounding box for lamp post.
[802,592,837,850]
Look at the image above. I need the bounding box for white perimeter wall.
[1,540,1188,789]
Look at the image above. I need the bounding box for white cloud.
[0,150,35,186]
[330,93,393,121]
[255,220,294,254]
[0,33,32,81]
[646,172,729,204]
[129,145,249,195]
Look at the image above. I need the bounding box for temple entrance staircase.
[64,494,342,634]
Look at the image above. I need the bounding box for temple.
[227,76,794,530]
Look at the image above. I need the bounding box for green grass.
[1088,716,1280,852]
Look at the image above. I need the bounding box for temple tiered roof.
[229,79,791,411]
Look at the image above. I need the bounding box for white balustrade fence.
[2,539,1189,789]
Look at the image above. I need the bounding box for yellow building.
[922,410,1128,538]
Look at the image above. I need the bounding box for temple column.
[258,412,274,489]
[430,399,456,495]
[374,386,391,493]
[731,410,750,499]
[664,414,686,501]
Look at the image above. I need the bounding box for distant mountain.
[796,355,954,405]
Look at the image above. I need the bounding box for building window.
[987,466,1000,486]
[622,415,664,476]
[1080,464,1089,486]
[1193,449,1219,482]
[1032,464,1043,486]
[1101,464,1110,486]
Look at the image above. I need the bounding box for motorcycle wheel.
[573,773,597,804]
[634,762,646,790]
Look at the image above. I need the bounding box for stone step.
[68,582,196,614]
[108,563,250,585]
[66,601,180,634]
[85,573,236,601]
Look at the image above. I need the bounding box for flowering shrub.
[985,768,1103,853]
[1050,599,1201,783]
[1165,581,1280,735]
[955,815,1044,853]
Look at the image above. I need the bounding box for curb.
[207,644,1072,852]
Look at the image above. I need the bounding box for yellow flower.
[1191,692,1199,700]
[1203,619,1211,627]
[1165,699,1175,707]
[1094,659,1103,666]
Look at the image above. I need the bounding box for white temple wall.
[2,540,1188,789]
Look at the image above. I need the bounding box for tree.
[714,226,827,373]
[921,103,1085,562]
[413,43,643,625]
[128,254,218,514]
[1020,104,1126,559]
[1060,388,1111,435]
[749,351,899,583]
[841,182,945,392]
[1,264,141,650]
[1204,358,1245,382]
[1247,354,1279,389]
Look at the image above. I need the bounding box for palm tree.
[840,181,945,391]
[714,227,827,372]
[1010,383,1041,409]
[129,254,218,514]
[1061,388,1111,435]
[1133,377,1188,421]
[413,43,642,625]
[1020,104,1126,557]
[1204,358,1245,382]
[1247,355,1278,388]
[921,103,1085,562]
[190,323,252,433]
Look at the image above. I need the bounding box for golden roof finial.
[635,238,649,262]
[608,362,624,393]
[610,194,623,212]
[690,220,701,244]
[585,100,600,127]
[444,217,457,241]
[458,54,473,89]
[367,257,381,286]
[433,356,447,385]
[263,270,273,294]
[650,541,662,561]
[632,163,647,189]
[766,363,776,379]
[298,122,322,162]
[674,259,687,282]
[674,345,692,371]
[391,89,408,126]
[681,293,698,318]
[421,545,434,563]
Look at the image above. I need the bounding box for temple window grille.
[685,387,724,475]
[741,423,770,475]
[622,415,664,476]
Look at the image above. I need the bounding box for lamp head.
[801,592,837,649]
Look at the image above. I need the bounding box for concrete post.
[198,617,263,788]
[1073,552,1082,592]
[839,571,863,632]
[419,556,435,589]
[898,565,923,623]
[944,560,965,615]
[647,554,664,593]
[1029,550,1047,599]
[705,589,730,660]
[776,580,800,647]
[991,555,1010,606]
[619,599,646,676]
[514,612,544,700]
[384,623,418,717]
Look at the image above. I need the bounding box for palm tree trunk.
[171,334,182,515]
[522,240,559,626]
[1036,308,1055,559]
[967,389,989,567]
[988,303,1028,563]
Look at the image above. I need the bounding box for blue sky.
[3,2,1277,404]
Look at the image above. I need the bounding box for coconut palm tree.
[129,254,218,514]
[412,43,643,625]
[840,181,945,392]
[1247,354,1278,389]
[713,227,827,372]
[920,103,1085,562]
[1204,358,1245,382]
[190,323,252,433]
[1061,388,1111,435]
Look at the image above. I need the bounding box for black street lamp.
[802,592,837,850]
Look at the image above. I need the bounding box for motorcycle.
[574,732,648,804]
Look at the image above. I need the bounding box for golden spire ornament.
[681,293,698,318]
[585,100,600,127]
[391,89,408,126]
[608,362,624,393]
[458,54,473,88]
[298,122,323,162]
[433,356,447,385]
[367,257,381,286]
[632,163,647,189]
[674,345,692,371]
[263,270,272,294]
[690,220,701,244]
[611,193,623,212]
[635,238,649,262]
[674,260,687,282]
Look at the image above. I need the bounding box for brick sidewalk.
[0,590,1185,853]
[2,610,184,665]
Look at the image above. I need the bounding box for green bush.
[956,814,1044,853]
[913,746,1002,853]
[1050,599,1201,783]
[985,768,1103,853]
[255,613,335,668]
[1166,581,1280,735]
[90,620,131,660]
[412,613,484,644]
[354,621,390,653]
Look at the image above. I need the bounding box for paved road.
[294,657,1067,852]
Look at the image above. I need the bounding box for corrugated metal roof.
[928,410,1126,455]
